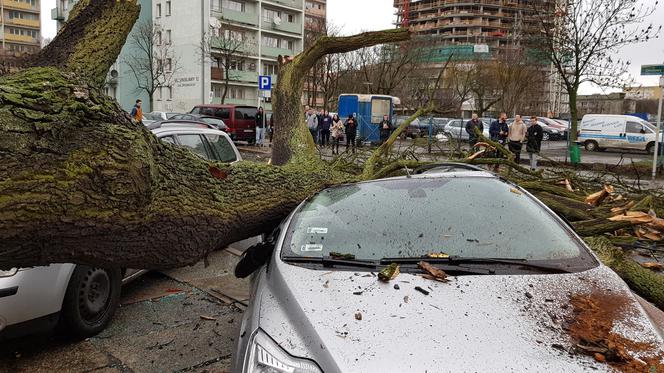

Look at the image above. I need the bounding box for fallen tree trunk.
[0,0,410,269]
[572,218,633,237]
[586,237,664,310]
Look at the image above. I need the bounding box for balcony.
[262,46,294,58]
[211,68,259,84]
[218,8,259,26]
[4,33,37,43]
[263,20,302,34]
[51,7,65,21]
[4,0,38,11]
[8,17,40,28]
[264,0,304,10]
[225,97,259,106]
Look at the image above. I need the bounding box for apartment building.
[51,0,76,31]
[393,0,569,116]
[303,0,325,108]
[53,0,305,113]
[1,0,41,55]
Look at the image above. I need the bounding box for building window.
[166,1,172,15]
[263,63,278,76]
[157,3,162,17]
[287,40,294,51]
[167,86,173,100]
[157,31,162,45]
[222,0,244,11]
[166,58,172,72]
[262,35,279,48]
[263,8,281,23]
[166,29,172,44]
[287,14,294,23]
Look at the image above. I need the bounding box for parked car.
[537,117,569,139]
[394,116,420,139]
[579,114,662,154]
[0,127,241,341]
[443,119,490,141]
[232,168,664,372]
[144,111,179,121]
[190,105,257,143]
[169,114,228,131]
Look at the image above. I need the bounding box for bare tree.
[202,19,254,104]
[531,0,661,141]
[124,19,179,110]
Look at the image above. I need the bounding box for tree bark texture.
[0,1,410,269]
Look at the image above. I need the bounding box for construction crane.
[394,0,410,28]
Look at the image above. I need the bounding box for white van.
[578,114,661,154]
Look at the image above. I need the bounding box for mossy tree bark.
[0,1,410,269]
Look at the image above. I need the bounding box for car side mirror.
[234,241,275,278]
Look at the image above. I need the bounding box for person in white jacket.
[508,115,527,164]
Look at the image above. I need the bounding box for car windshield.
[283,177,593,265]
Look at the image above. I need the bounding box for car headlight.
[0,268,18,278]
[550,129,559,133]
[245,329,322,373]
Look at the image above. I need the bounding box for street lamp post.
[651,75,664,180]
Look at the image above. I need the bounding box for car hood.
[257,262,663,373]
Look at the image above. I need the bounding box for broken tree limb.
[534,192,595,222]
[271,28,410,166]
[517,181,586,202]
[586,237,664,310]
[572,219,633,237]
[372,160,430,180]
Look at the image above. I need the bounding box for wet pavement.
[0,239,258,373]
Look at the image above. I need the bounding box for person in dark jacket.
[255,107,265,146]
[488,112,509,171]
[526,116,544,170]
[379,115,392,143]
[345,114,358,153]
[465,113,484,148]
[318,110,332,146]
[489,112,509,144]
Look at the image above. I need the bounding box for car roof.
[151,125,230,136]
[194,104,256,109]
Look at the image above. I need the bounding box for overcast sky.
[41,0,663,93]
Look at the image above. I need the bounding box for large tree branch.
[30,0,140,85]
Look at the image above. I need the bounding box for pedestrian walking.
[306,108,318,144]
[318,110,332,147]
[255,107,265,146]
[379,115,392,143]
[508,115,527,164]
[526,116,544,170]
[345,114,358,153]
[465,113,484,149]
[330,114,345,154]
[130,99,143,123]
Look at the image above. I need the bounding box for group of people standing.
[306,106,358,154]
[466,112,544,170]
[255,107,274,147]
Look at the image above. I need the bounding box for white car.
[579,114,662,153]
[443,119,491,141]
[0,126,241,341]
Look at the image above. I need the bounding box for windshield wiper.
[282,256,379,269]
[379,257,571,274]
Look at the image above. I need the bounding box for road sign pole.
[652,76,664,180]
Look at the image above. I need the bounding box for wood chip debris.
[639,262,664,271]
[418,261,449,283]
[378,263,400,282]
[200,315,217,321]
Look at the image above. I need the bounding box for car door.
[625,120,648,150]
[175,133,213,160]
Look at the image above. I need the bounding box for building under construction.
[393,0,569,116]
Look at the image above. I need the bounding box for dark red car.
[190,105,257,143]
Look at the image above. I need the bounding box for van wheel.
[60,266,122,339]
[647,142,655,155]
[584,140,599,152]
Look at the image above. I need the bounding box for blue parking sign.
[259,75,271,90]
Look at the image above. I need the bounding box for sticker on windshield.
[301,244,324,252]
[307,227,328,234]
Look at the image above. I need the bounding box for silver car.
[0,126,241,340]
[444,118,491,141]
[233,170,664,372]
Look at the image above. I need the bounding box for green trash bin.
[569,144,581,165]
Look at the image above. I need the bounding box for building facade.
[1,0,41,55]
[54,0,306,114]
[576,92,637,118]
[303,0,326,108]
[393,0,569,117]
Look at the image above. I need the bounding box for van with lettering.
[190,105,257,143]
[578,114,661,154]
